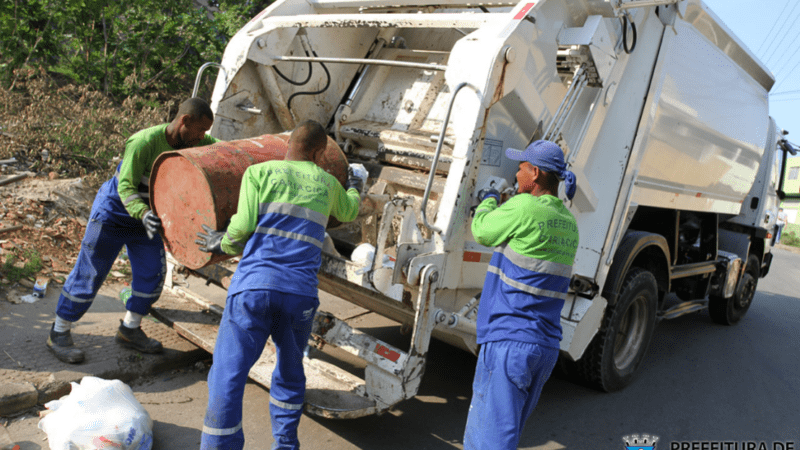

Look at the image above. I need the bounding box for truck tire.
[708,254,759,325]
[577,268,657,392]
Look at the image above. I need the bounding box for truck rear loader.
[155,0,797,418]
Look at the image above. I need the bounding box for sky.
[702,0,800,148]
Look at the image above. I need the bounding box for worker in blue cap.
[464,139,579,450]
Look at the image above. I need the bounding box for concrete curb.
[0,348,208,418]
[0,383,37,417]
[0,280,212,418]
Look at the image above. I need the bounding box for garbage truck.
[157,0,797,418]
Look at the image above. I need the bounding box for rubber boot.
[46,323,85,364]
[115,320,163,353]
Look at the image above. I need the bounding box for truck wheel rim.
[736,276,756,310]
[614,294,648,370]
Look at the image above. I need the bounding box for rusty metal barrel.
[150,134,348,270]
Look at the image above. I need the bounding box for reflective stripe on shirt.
[123,193,149,205]
[487,266,569,300]
[225,230,246,249]
[259,202,328,228]
[497,243,573,278]
[115,168,149,187]
[254,226,323,249]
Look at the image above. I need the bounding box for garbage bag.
[38,377,153,450]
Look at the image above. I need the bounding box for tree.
[0,0,271,98]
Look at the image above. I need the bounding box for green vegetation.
[0,0,270,98]
[779,222,800,248]
[2,248,44,283]
[1,70,176,184]
[0,0,272,184]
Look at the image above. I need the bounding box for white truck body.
[189,0,789,417]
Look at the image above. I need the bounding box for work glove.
[195,224,226,255]
[477,188,501,203]
[142,210,162,240]
[476,176,509,204]
[345,165,365,194]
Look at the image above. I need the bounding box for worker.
[463,140,579,450]
[196,120,362,450]
[776,207,787,244]
[46,97,219,364]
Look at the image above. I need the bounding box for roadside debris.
[32,277,48,297]
[0,421,20,450]
[0,176,123,298]
[38,377,153,450]
[0,173,28,188]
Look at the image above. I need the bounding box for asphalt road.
[6,247,800,449]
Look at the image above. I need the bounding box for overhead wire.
[748,2,800,132]
[760,1,800,68]
[775,55,800,88]
[771,55,800,92]
[771,89,800,96]
[771,37,800,79]
[756,0,792,54]
[770,30,800,88]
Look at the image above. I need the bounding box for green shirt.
[471,193,579,346]
[220,160,360,255]
[118,124,219,220]
[472,193,578,265]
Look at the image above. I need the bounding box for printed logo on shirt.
[536,218,579,250]
[269,178,330,196]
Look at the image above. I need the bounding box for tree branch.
[139,44,191,90]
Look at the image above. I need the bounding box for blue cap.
[505,140,577,200]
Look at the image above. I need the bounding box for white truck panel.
[468,7,669,353]
[631,17,770,215]
[681,0,773,92]
[562,8,665,289]
[728,118,781,232]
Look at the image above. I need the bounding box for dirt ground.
[0,171,133,301]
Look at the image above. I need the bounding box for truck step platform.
[150,287,380,419]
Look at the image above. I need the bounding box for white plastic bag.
[38,377,153,450]
[349,163,368,192]
[351,243,395,275]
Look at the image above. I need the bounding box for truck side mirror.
[779,140,797,156]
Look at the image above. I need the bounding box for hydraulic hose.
[273,52,313,86]
[287,50,331,113]
[622,13,637,54]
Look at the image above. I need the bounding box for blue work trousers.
[56,214,165,322]
[201,289,319,450]
[463,340,559,450]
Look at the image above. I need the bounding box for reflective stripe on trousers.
[200,289,318,450]
[56,216,165,322]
